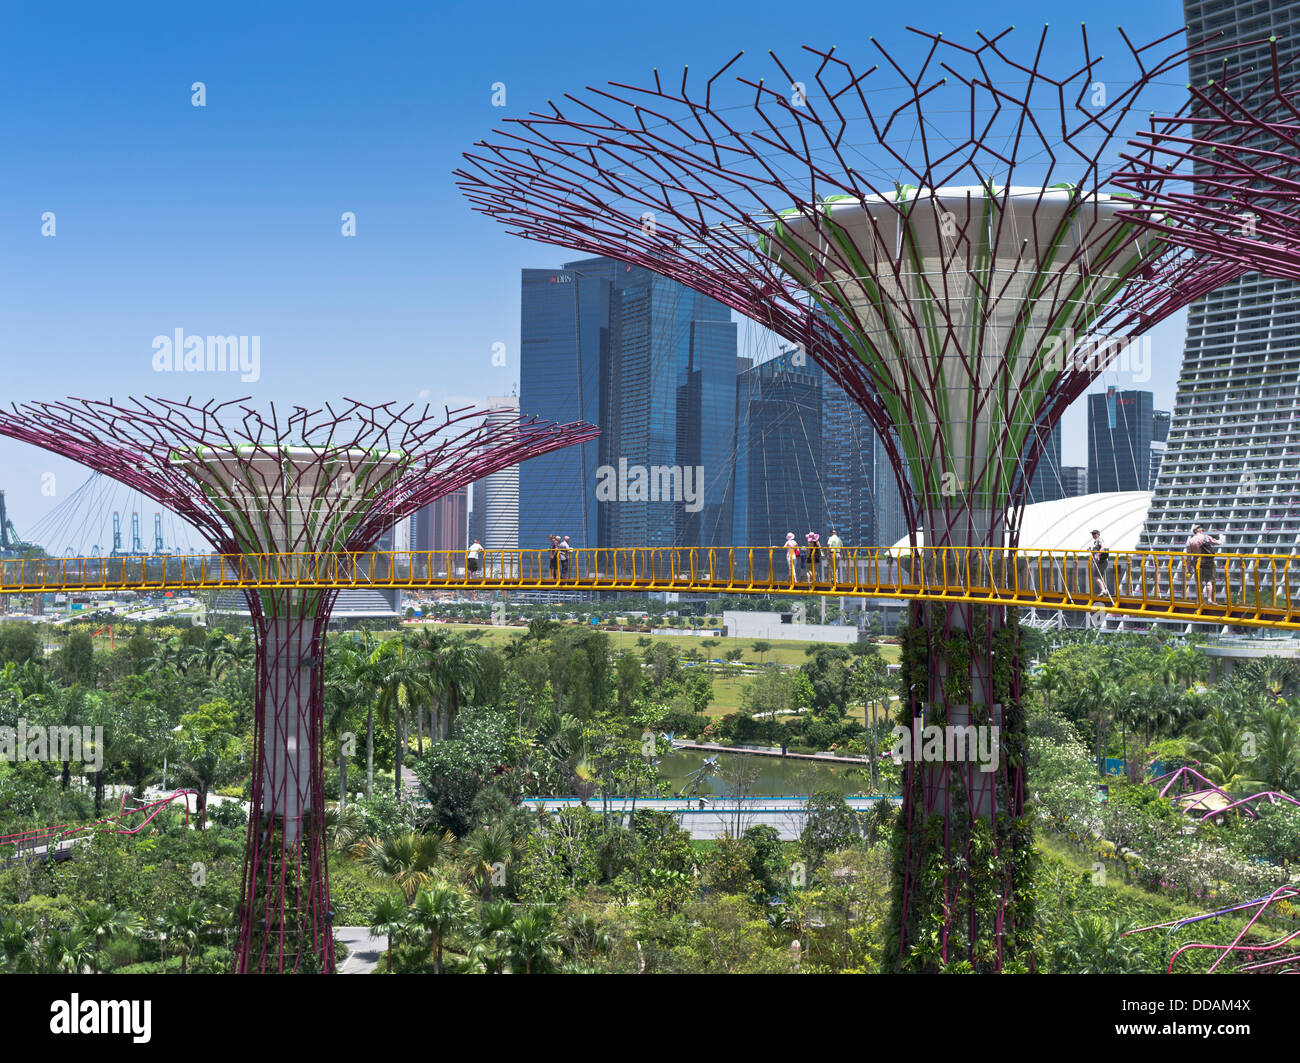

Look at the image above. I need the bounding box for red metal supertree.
[0,397,596,971]
[456,26,1253,970]
[1113,36,1300,280]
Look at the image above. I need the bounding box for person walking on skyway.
[1183,524,1222,604]
[467,538,483,580]
[548,534,560,579]
[1087,528,1111,599]
[783,532,800,584]
[826,528,843,583]
[558,535,571,579]
[805,531,821,584]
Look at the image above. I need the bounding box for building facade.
[1088,388,1156,493]
[1140,0,1300,560]
[518,258,738,551]
[414,487,467,554]
[467,397,519,550]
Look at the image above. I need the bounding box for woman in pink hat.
[783,532,800,583]
[805,531,821,583]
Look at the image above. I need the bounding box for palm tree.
[41,927,93,974]
[325,638,370,803]
[367,639,428,798]
[1052,914,1146,973]
[1036,663,1060,712]
[426,636,484,740]
[352,830,456,902]
[561,911,612,971]
[1255,706,1299,792]
[159,900,207,973]
[461,820,515,900]
[407,882,472,973]
[505,903,561,974]
[471,899,515,974]
[77,903,140,974]
[368,894,407,973]
[0,917,37,973]
[1191,709,1264,793]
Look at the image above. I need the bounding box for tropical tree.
[407,881,472,973]
[41,927,93,974]
[505,902,561,974]
[159,900,207,974]
[462,819,516,900]
[471,898,514,974]
[352,830,456,902]
[368,894,407,973]
[170,698,240,823]
[77,902,140,974]
[0,917,37,973]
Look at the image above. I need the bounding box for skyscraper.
[733,350,825,566]
[518,258,737,550]
[414,487,467,553]
[823,379,876,545]
[1024,421,1065,504]
[1059,466,1089,498]
[467,397,519,550]
[1088,388,1156,493]
[1140,0,1300,557]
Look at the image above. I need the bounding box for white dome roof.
[892,491,1152,553]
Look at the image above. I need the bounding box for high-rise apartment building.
[1140,0,1300,559]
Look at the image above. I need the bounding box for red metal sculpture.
[457,26,1256,969]
[0,396,596,971]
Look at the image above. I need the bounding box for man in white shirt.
[467,538,483,579]
[826,529,843,582]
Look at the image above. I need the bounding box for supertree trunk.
[235,590,334,973]
[889,599,1032,971]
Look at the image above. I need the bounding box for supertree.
[1113,36,1300,281]
[0,397,596,971]
[456,26,1254,970]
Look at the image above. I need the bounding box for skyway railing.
[1,546,1296,630]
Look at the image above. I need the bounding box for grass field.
[374,621,900,717]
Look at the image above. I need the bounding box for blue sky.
[0,0,1198,549]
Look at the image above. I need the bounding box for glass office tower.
[518,257,737,551]
[1088,389,1156,493]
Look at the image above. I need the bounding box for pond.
[654,748,868,798]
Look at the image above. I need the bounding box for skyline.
[0,1,1200,541]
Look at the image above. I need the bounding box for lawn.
[371,621,900,719]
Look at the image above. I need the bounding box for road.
[335,927,386,974]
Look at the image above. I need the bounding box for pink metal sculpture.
[457,26,1254,970]
[1113,36,1300,280]
[0,397,596,971]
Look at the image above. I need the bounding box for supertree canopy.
[0,397,596,971]
[1113,36,1300,281]
[457,26,1255,970]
